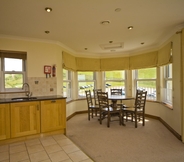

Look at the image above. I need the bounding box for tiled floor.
[0,134,93,162]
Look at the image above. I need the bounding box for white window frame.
[0,56,26,92]
[78,71,96,98]
[104,70,126,96]
[134,68,157,101]
[63,69,72,101]
[162,64,172,106]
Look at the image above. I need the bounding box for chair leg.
[88,109,90,121]
[107,113,110,127]
[142,114,145,126]
[135,113,137,128]
[91,109,93,118]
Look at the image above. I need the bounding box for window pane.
[63,82,71,98]
[78,72,94,81]
[105,71,125,80]
[105,81,125,96]
[63,69,71,80]
[5,58,23,71]
[79,82,94,97]
[137,68,156,79]
[5,74,23,88]
[137,81,156,100]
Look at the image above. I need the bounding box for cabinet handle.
[37,105,39,110]
[51,100,56,103]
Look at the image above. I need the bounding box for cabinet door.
[41,99,66,133]
[0,104,10,140]
[11,101,40,138]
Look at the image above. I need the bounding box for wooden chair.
[122,90,147,128]
[110,88,123,107]
[93,89,102,116]
[110,88,122,95]
[97,91,122,127]
[85,90,100,121]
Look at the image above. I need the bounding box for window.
[63,69,72,100]
[0,52,26,92]
[105,70,126,96]
[78,72,96,97]
[162,64,172,105]
[135,68,156,100]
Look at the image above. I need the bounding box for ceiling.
[0,0,184,57]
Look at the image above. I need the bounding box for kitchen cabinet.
[10,101,40,138]
[0,104,10,140]
[41,99,66,134]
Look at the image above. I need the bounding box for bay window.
[105,70,126,96]
[135,68,157,100]
[78,72,96,97]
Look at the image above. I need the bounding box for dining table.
[108,95,134,108]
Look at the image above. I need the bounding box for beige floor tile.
[57,138,73,147]
[10,151,29,162]
[10,144,26,154]
[27,144,44,154]
[44,144,62,154]
[10,141,25,147]
[0,151,9,161]
[0,145,9,153]
[48,150,70,162]
[29,150,49,162]
[52,134,67,141]
[40,137,57,146]
[25,138,41,146]
[62,144,80,154]
[68,150,89,162]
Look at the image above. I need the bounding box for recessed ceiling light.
[45,7,52,12]
[115,8,121,12]
[45,31,50,34]
[101,20,111,25]
[128,26,133,30]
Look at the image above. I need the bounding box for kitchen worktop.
[0,95,67,104]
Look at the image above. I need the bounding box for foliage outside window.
[0,56,26,92]
[78,72,95,97]
[135,68,156,100]
[63,69,72,100]
[162,64,172,105]
[105,71,126,96]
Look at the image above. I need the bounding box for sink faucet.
[22,83,32,97]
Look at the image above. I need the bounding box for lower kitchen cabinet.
[41,99,66,133]
[0,104,10,140]
[10,101,40,138]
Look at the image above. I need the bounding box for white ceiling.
[0,0,184,57]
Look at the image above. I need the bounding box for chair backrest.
[97,91,109,108]
[85,90,93,107]
[93,89,102,105]
[110,89,122,96]
[135,90,147,112]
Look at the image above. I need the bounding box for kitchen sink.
[11,97,37,101]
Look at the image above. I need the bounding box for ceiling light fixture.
[115,8,121,12]
[45,31,50,34]
[45,7,52,12]
[84,48,88,50]
[109,41,113,43]
[128,26,133,30]
[141,42,145,45]
[101,20,111,25]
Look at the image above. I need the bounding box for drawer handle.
[51,100,56,103]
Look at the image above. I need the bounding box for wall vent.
[100,42,124,50]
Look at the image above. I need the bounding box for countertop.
[0,95,67,104]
